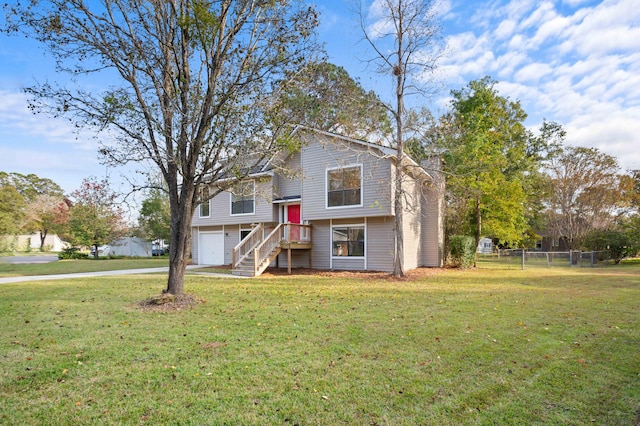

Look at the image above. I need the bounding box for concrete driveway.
[0,265,243,284]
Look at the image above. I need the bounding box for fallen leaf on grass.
[202,342,227,350]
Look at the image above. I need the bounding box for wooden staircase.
[231,223,311,277]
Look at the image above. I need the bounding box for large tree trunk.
[392,62,405,277]
[165,203,195,295]
[165,215,192,295]
[164,175,195,296]
[393,157,405,277]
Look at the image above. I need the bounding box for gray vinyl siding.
[191,178,276,227]
[306,217,394,272]
[300,133,392,221]
[224,226,240,265]
[402,176,422,271]
[365,216,395,272]
[191,228,198,264]
[275,249,312,269]
[308,220,331,270]
[275,151,303,198]
[421,183,444,267]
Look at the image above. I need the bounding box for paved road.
[0,265,243,284]
[0,255,59,264]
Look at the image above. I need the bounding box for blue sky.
[1,0,638,198]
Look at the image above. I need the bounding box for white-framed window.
[331,224,365,257]
[230,180,255,215]
[240,225,252,241]
[199,186,210,218]
[326,165,362,208]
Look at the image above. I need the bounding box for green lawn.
[0,257,170,277]
[0,265,638,425]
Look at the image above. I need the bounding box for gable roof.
[290,125,434,182]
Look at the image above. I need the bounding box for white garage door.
[199,232,224,265]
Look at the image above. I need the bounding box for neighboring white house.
[11,233,70,252]
[109,237,153,257]
[191,127,445,276]
[477,237,495,254]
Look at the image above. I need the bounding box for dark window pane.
[231,201,242,214]
[349,241,364,257]
[343,189,361,206]
[328,191,343,207]
[231,181,254,214]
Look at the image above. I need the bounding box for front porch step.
[231,246,281,277]
[232,268,257,277]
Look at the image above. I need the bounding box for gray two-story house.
[191,127,444,276]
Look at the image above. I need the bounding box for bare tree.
[4,0,320,295]
[543,146,628,249]
[357,0,444,277]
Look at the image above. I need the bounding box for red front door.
[287,204,301,241]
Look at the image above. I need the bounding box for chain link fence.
[480,249,612,269]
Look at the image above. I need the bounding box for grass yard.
[0,265,638,425]
[0,258,170,277]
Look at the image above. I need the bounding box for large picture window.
[231,181,255,215]
[327,165,362,207]
[332,225,365,257]
[199,186,210,217]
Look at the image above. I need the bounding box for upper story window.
[231,181,255,215]
[327,165,362,208]
[199,186,210,218]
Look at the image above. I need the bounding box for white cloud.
[494,19,517,40]
[441,0,640,171]
[514,62,554,83]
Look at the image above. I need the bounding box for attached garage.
[198,231,225,265]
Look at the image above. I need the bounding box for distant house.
[10,233,70,252]
[191,127,445,276]
[477,237,494,254]
[109,237,153,257]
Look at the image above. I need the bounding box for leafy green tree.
[138,189,171,243]
[273,61,392,139]
[68,177,126,258]
[0,172,64,202]
[437,77,556,258]
[581,228,638,264]
[4,0,320,295]
[0,185,26,237]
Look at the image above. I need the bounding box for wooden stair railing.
[232,223,313,277]
[252,224,285,276]
[232,224,263,268]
